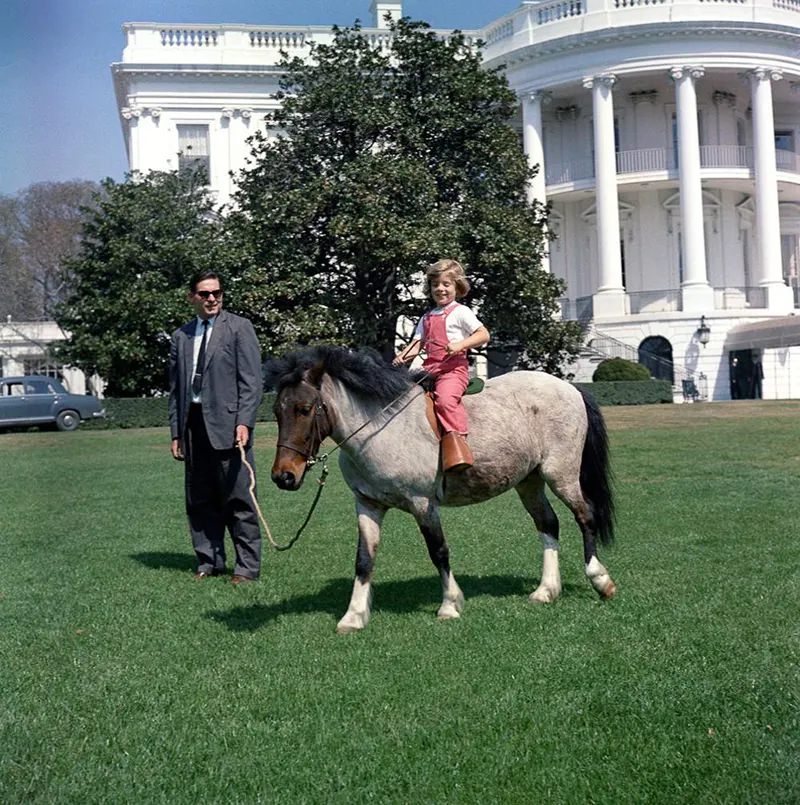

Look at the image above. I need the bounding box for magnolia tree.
[229,19,581,370]
[56,170,235,396]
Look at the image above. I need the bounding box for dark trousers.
[184,404,261,578]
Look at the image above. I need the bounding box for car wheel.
[56,410,80,432]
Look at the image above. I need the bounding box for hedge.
[573,380,673,406]
[83,393,277,430]
[82,379,671,430]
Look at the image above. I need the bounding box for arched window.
[639,336,674,383]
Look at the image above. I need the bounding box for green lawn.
[1,402,799,804]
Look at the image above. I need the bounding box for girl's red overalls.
[422,302,470,435]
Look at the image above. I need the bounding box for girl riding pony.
[394,259,490,471]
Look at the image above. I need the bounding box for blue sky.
[0,0,517,196]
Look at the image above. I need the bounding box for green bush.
[574,380,673,405]
[83,393,277,429]
[592,357,651,382]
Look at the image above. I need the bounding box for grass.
[1,401,799,804]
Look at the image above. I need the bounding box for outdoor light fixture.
[696,315,711,347]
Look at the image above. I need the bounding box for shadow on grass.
[130,551,195,573]
[205,573,584,632]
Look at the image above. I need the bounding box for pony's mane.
[268,345,420,402]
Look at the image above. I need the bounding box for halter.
[276,394,333,466]
[264,371,427,551]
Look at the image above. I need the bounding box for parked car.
[0,375,105,431]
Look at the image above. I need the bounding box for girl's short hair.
[425,259,470,298]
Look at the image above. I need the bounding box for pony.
[269,346,616,634]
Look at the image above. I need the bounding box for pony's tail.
[578,388,615,546]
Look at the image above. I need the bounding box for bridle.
[262,372,427,551]
[276,393,333,467]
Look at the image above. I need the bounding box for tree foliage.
[56,170,231,396]
[229,19,581,370]
[0,181,98,320]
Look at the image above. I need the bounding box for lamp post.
[696,315,711,347]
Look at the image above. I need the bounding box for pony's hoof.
[529,585,560,604]
[336,612,368,634]
[437,603,461,620]
[599,580,617,600]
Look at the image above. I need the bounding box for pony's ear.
[304,360,326,389]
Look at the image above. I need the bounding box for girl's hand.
[446,341,463,356]
[392,354,407,366]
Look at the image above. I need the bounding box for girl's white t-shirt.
[414,302,483,345]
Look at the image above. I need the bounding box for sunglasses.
[195,289,223,300]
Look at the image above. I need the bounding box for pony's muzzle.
[272,469,301,490]
[271,452,307,490]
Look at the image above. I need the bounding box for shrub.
[83,394,277,429]
[592,357,651,382]
[574,380,673,405]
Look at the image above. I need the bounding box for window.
[781,234,799,286]
[737,118,747,148]
[178,125,210,178]
[23,358,60,378]
[775,130,795,152]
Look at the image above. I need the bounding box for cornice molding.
[483,22,800,74]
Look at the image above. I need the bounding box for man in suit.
[169,271,263,584]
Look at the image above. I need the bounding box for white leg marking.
[585,555,616,598]
[530,533,562,604]
[437,571,464,620]
[337,579,373,634]
[337,502,383,634]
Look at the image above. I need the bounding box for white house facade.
[113,0,800,400]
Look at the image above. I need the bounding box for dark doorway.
[639,336,674,383]
[729,349,763,399]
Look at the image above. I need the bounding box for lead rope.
[238,442,330,552]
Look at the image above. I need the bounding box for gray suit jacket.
[169,310,262,451]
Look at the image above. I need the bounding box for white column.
[522,90,550,274]
[670,66,713,312]
[583,73,626,317]
[750,67,793,312]
[121,106,142,171]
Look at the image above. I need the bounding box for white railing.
[616,147,672,173]
[546,145,800,188]
[484,20,514,44]
[535,0,584,24]
[546,158,595,184]
[776,148,800,172]
[615,0,668,7]
[699,144,751,168]
[249,30,307,50]
[160,28,218,47]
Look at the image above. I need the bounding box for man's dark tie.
[192,320,209,396]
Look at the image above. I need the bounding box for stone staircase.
[576,325,706,401]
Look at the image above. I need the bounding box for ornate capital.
[239,108,253,119]
[523,89,552,106]
[120,106,141,120]
[583,73,617,90]
[146,107,161,118]
[221,107,234,119]
[670,66,705,82]
[750,67,783,83]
